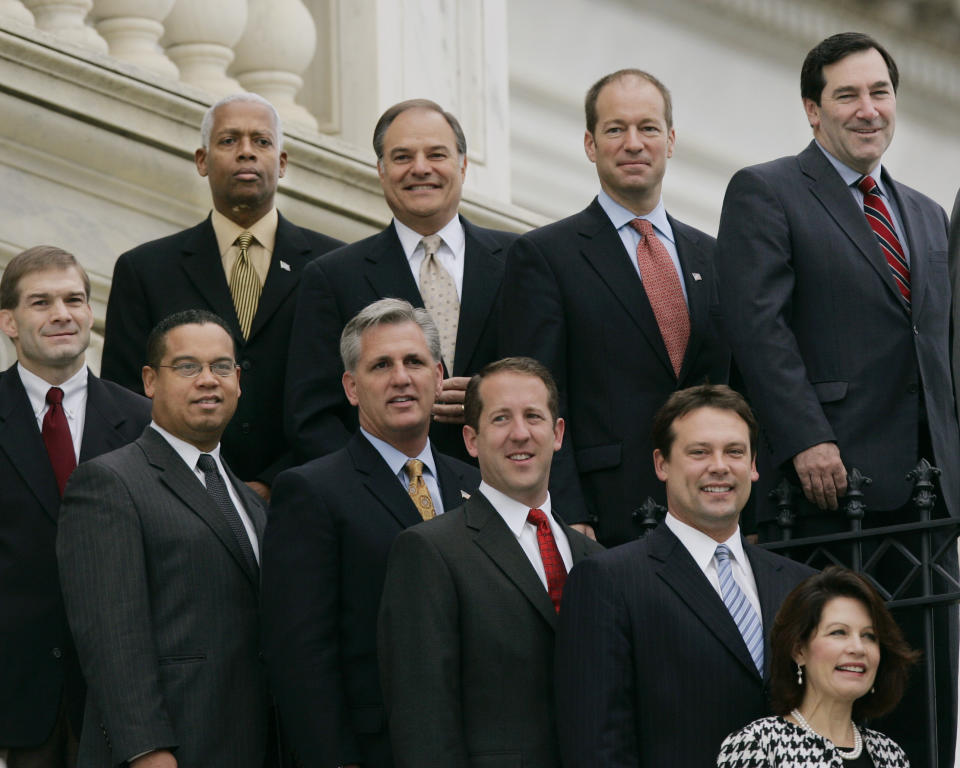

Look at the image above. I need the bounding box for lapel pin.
[692,272,702,281]
[280,260,291,271]
[461,490,471,499]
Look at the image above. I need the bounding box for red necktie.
[857,175,910,306]
[43,387,76,496]
[527,508,567,612]
[629,218,690,376]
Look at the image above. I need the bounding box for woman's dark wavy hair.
[770,566,919,721]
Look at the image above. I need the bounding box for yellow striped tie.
[229,231,261,339]
[405,459,436,520]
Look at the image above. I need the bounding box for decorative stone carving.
[0,0,35,26]
[162,0,246,97]
[92,0,178,78]
[22,0,108,52]
[230,0,318,131]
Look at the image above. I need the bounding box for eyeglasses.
[155,361,238,378]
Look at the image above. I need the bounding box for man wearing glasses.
[57,309,273,768]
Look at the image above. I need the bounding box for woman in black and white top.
[717,567,918,767]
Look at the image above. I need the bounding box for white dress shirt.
[361,428,445,515]
[150,422,260,562]
[19,363,88,462]
[394,214,466,299]
[478,482,573,591]
[665,512,761,618]
[596,189,688,303]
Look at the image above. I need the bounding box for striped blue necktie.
[715,544,764,674]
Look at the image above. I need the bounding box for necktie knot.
[715,543,731,562]
[420,234,443,260]
[857,175,878,196]
[197,453,217,473]
[235,231,254,255]
[46,386,64,406]
[628,217,655,238]
[527,507,549,529]
[405,458,424,480]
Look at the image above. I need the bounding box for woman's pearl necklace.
[791,708,864,761]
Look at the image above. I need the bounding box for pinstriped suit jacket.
[56,426,270,768]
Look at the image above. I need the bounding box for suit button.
[51,647,62,658]
[907,383,919,394]
[241,359,252,370]
[241,423,251,434]
[913,326,919,335]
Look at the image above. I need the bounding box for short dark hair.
[372,99,467,161]
[651,384,758,459]
[145,310,236,368]
[464,357,559,430]
[800,32,899,105]
[770,567,919,721]
[0,246,91,310]
[585,69,674,133]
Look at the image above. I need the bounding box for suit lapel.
[0,366,60,519]
[453,218,504,376]
[577,200,674,376]
[746,542,790,679]
[79,372,137,461]
[799,143,907,311]
[363,225,423,307]
[348,432,424,529]
[466,493,558,629]
[884,173,928,319]
[650,525,761,679]
[140,428,259,586]
[248,213,312,341]
[178,216,246,340]
[224,459,267,541]
[673,218,712,381]
[433,446,475,510]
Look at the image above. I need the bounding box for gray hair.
[199,93,284,151]
[340,298,441,372]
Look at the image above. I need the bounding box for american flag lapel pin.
[692,272,702,281]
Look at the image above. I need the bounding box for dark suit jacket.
[378,492,603,768]
[0,365,150,748]
[100,213,343,484]
[499,199,729,544]
[284,216,516,464]
[261,432,480,768]
[716,142,959,523]
[554,523,814,768]
[56,427,270,768]
[949,188,960,426]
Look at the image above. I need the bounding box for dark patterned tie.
[629,218,689,376]
[43,386,76,496]
[527,508,567,612]
[857,175,910,306]
[196,453,258,574]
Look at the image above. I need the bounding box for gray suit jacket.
[377,492,603,768]
[56,427,270,768]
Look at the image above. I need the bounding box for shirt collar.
[597,189,675,244]
[149,421,222,471]
[478,481,552,538]
[814,140,887,193]
[393,214,465,260]
[360,427,437,479]
[211,207,279,256]
[665,511,747,572]
[18,362,88,418]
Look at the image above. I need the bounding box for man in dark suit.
[950,188,960,424]
[716,35,958,766]
[378,357,603,768]
[101,93,343,498]
[500,70,728,546]
[555,385,814,768]
[285,99,517,465]
[57,310,271,768]
[0,247,150,768]
[262,298,479,768]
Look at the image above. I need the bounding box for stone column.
[162,0,246,98]
[21,0,108,52]
[0,0,34,25]
[230,0,318,131]
[92,0,179,79]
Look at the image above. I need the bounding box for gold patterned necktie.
[405,458,436,521]
[418,234,459,372]
[229,231,261,340]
